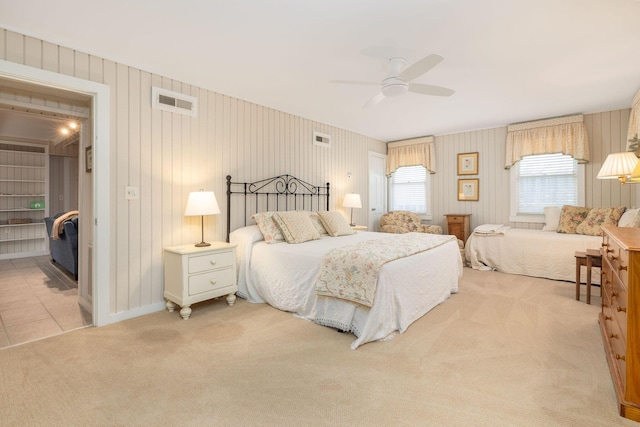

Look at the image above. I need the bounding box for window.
[509,153,584,222]
[389,165,431,219]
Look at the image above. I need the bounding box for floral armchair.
[380,210,442,234]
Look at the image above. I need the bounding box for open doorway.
[0,77,94,347]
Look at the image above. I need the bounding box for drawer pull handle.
[604,315,612,321]
[616,306,627,313]
[210,260,216,265]
[606,248,614,253]
[602,243,609,247]
[612,292,618,298]
[618,265,627,271]
[210,279,217,285]
[610,333,619,339]
[615,354,626,361]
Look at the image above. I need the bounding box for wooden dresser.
[600,225,640,422]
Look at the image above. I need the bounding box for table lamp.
[342,193,362,226]
[185,190,220,247]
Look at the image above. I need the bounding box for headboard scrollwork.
[226,174,330,242]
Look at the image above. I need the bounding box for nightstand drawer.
[189,266,236,295]
[447,216,465,223]
[188,250,234,274]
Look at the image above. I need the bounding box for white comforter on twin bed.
[465,228,602,283]
[230,226,462,349]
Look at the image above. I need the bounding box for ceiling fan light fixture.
[381,81,408,97]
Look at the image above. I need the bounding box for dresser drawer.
[188,250,234,274]
[611,275,628,338]
[607,314,628,391]
[188,266,236,296]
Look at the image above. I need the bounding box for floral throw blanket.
[315,233,456,307]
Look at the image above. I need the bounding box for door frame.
[0,59,111,326]
[368,151,387,232]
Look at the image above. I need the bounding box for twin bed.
[465,228,602,283]
[226,175,463,349]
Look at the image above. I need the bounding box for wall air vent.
[152,87,198,117]
[313,131,331,148]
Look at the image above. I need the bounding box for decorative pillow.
[618,208,640,228]
[306,211,329,236]
[251,212,285,244]
[575,206,626,236]
[541,206,562,232]
[272,211,320,244]
[556,205,591,234]
[317,211,355,237]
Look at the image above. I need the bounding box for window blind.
[517,153,577,214]
[390,166,428,213]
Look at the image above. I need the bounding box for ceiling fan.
[331,54,455,108]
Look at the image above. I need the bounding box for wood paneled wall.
[0,29,386,316]
[430,109,635,231]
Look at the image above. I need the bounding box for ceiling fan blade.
[398,54,444,82]
[363,92,386,109]
[329,80,379,86]
[408,83,455,97]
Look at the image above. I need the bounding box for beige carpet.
[0,268,635,427]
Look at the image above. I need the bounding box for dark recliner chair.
[44,213,79,280]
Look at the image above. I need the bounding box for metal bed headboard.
[226,174,330,242]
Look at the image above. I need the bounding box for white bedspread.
[465,228,602,283]
[231,226,462,349]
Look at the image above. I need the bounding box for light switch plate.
[125,186,139,200]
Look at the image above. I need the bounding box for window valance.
[627,88,640,151]
[386,136,436,176]
[504,114,589,169]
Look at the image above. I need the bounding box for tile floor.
[0,255,91,349]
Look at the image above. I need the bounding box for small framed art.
[457,152,478,175]
[86,146,93,173]
[458,179,479,201]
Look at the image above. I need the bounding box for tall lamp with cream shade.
[597,152,640,184]
[185,190,220,247]
[342,193,362,226]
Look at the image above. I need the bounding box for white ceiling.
[2,0,640,142]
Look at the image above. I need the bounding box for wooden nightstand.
[444,214,471,244]
[163,242,237,320]
[351,225,368,231]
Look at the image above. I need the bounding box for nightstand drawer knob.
[210,260,216,265]
[210,279,217,285]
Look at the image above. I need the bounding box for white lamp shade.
[184,190,220,216]
[342,193,362,209]
[597,152,639,179]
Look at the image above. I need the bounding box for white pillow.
[229,224,264,245]
[317,211,355,237]
[541,206,562,232]
[618,208,640,227]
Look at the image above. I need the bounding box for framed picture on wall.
[86,146,93,173]
[457,152,478,175]
[458,179,479,201]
